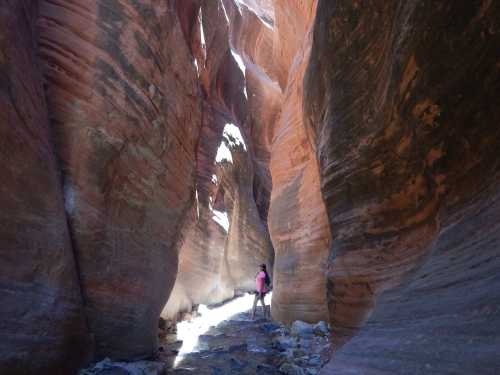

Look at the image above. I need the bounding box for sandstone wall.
[37,0,201,361]
[303,0,500,372]
[2,0,499,373]
[0,2,89,373]
[268,0,331,324]
[162,0,274,319]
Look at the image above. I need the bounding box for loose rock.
[279,362,306,375]
[79,359,166,375]
[291,321,315,337]
[313,321,329,337]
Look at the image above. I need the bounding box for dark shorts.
[254,290,267,297]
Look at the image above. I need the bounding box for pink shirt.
[256,271,267,293]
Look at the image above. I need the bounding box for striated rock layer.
[303,0,500,373]
[0,1,89,374]
[268,0,330,324]
[1,1,277,371]
[37,0,202,361]
[2,0,499,373]
[163,0,274,319]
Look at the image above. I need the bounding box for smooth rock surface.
[0,2,90,373]
[2,0,500,373]
[268,0,331,324]
[162,0,274,319]
[38,0,202,360]
[304,0,500,372]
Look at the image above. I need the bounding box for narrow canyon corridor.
[1,0,499,374]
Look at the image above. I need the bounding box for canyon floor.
[166,312,330,374]
[82,294,331,375]
[167,313,286,374]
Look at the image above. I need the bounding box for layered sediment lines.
[2,0,500,373]
[37,0,202,361]
[162,0,274,319]
[304,1,500,372]
[0,2,89,374]
[268,0,330,324]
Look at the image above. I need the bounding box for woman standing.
[252,264,271,319]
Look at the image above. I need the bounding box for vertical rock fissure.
[35,14,94,357]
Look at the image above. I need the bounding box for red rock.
[2,0,499,373]
[37,0,202,360]
[0,1,89,373]
[267,0,331,324]
[305,0,500,372]
[163,1,274,318]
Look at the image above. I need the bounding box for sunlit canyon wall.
[0,0,499,374]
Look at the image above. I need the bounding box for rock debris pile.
[80,311,331,375]
[169,313,331,375]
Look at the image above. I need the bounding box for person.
[252,264,271,319]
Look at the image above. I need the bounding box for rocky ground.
[81,307,331,375]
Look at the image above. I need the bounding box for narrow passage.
[80,294,330,375]
[160,293,331,375]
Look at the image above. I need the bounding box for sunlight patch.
[195,189,200,219]
[233,0,243,15]
[211,209,229,232]
[223,123,247,150]
[198,8,207,64]
[174,292,273,367]
[230,50,248,99]
[219,0,230,24]
[234,0,274,29]
[231,50,246,75]
[193,58,199,76]
[215,142,233,163]
[199,9,206,48]
[214,123,247,165]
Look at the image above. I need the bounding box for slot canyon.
[0,0,499,374]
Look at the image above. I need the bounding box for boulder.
[312,321,329,337]
[291,321,315,337]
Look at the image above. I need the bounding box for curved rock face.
[0,2,89,374]
[228,0,281,225]
[37,0,201,360]
[268,0,331,324]
[303,0,500,372]
[219,140,275,292]
[162,0,274,319]
[2,0,499,373]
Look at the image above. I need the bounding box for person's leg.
[262,295,270,319]
[252,293,259,319]
[259,294,267,319]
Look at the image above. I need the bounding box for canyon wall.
[268,0,331,324]
[1,0,499,373]
[0,2,89,374]
[37,0,203,361]
[1,1,276,371]
[303,0,500,373]
[161,0,274,319]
